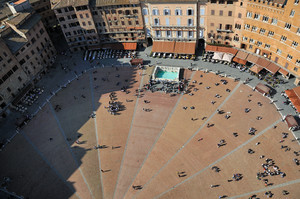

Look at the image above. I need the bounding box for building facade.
[204,0,246,47]
[29,0,58,31]
[51,0,146,51]
[0,11,56,113]
[141,0,198,42]
[242,0,300,78]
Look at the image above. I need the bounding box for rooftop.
[52,0,89,9]
[3,31,27,53]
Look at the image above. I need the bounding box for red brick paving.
[114,91,180,199]
[2,68,299,199]
[93,67,142,199]
[158,122,300,199]
[0,134,76,199]
[22,104,93,199]
[125,71,238,199]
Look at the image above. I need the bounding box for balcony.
[152,25,196,29]
[216,28,233,33]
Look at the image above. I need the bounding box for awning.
[285,88,300,112]
[174,42,196,55]
[256,58,271,68]
[255,83,271,95]
[152,41,175,53]
[232,57,247,65]
[222,53,234,62]
[88,45,101,50]
[279,68,289,77]
[250,65,263,74]
[265,62,280,75]
[217,46,238,55]
[101,43,137,50]
[206,45,218,52]
[235,50,249,60]
[247,54,259,64]
[123,43,137,50]
[285,115,299,129]
[212,52,224,60]
[12,83,33,106]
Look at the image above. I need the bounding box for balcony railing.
[216,28,233,33]
[152,25,196,29]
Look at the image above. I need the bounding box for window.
[211,0,217,3]
[154,18,159,25]
[144,18,148,24]
[276,49,282,55]
[233,36,239,41]
[257,41,262,46]
[219,10,223,16]
[296,60,300,66]
[175,9,182,16]
[142,8,148,15]
[290,10,295,17]
[128,21,132,25]
[246,12,252,18]
[7,87,11,92]
[57,9,62,13]
[271,18,277,25]
[287,54,293,61]
[188,31,193,38]
[152,9,159,15]
[7,58,12,63]
[211,10,215,15]
[12,65,18,72]
[80,14,83,18]
[280,35,287,42]
[135,20,139,25]
[251,26,258,32]
[254,13,260,20]
[188,19,193,26]
[177,31,182,38]
[155,30,161,37]
[295,0,299,4]
[292,41,298,48]
[177,18,181,26]
[211,23,214,27]
[259,28,266,34]
[228,11,232,16]
[164,9,170,15]
[249,38,255,43]
[82,22,86,26]
[285,23,291,29]
[200,18,204,25]
[244,24,250,30]
[262,16,269,22]
[165,18,169,26]
[227,0,233,4]
[88,21,92,25]
[31,38,36,44]
[200,8,205,15]
[242,36,248,41]
[219,0,225,4]
[264,44,270,49]
[59,17,65,21]
[187,9,193,16]
[39,28,44,35]
[166,30,172,37]
[235,24,241,29]
[268,31,274,37]
[18,76,22,82]
[294,67,298,72]
[133,9,138,14]
[238,13,242,18]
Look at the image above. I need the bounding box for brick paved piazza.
[0,65,299,199]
